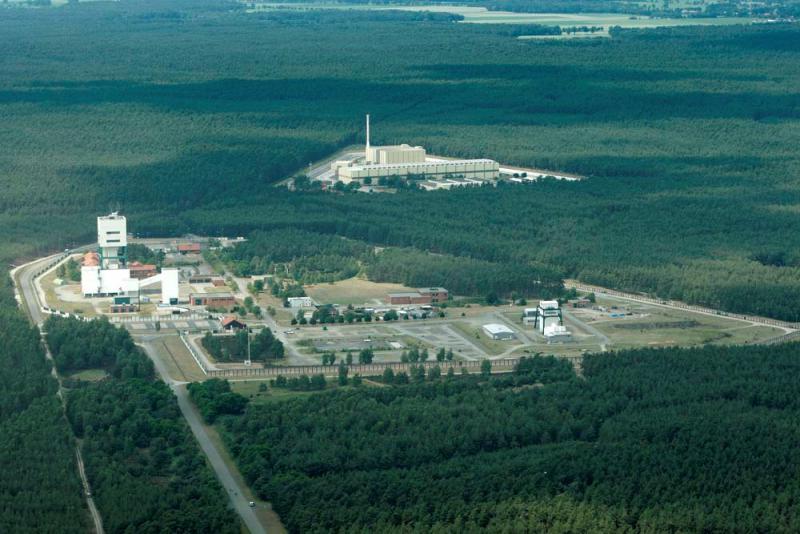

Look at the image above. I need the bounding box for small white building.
[544,324,572,343]
[483,323,516,340]
[287,296,315,308]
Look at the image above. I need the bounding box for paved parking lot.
[126,319,218,332]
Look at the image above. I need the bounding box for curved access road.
[13,252,105,534]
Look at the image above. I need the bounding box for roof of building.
[82,252,100,267]
[177,243,201,251]
[388,292,423,298]
[538,300,560,310]
[418,287,447,293]
[191,292,233,299]
[220,316,245,328]
[348,159,499,172]
[544,324,571,336]
[483,323,515,335]
[129,262,156,270]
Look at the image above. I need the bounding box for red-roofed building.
[177,243,201,254]
[82,251,100,267]
[129,261,157,279]
[220,316,246,331]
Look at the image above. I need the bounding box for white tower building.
[97,212,127,269]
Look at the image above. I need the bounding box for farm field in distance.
[252,3,754,37]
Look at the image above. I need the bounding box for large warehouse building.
[334,115,500,183]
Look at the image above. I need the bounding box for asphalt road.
[140,339,268,534]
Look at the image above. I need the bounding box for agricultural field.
[252,3,752,32]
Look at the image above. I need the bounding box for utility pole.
[245,329,252,366]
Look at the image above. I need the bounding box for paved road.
[562,309,611,351]
[227,273,317,365]
[139,339,268,534]
[13,254,105,534]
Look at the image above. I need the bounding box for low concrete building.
[287,296,315,308]
[483,323,516,340]
[189,275,226,286]
[177,243,201,255]
[388,287,448,305]
[338,159,500,183]
[544,323,572,343]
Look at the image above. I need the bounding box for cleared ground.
[305,277,416,306]
[251,4,752,38]
[42,270,98,317]
[149,335,208,382]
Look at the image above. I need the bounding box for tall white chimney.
[365,114,370,163]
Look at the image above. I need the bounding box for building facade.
[338,158,499,183]
[191,293,235,309]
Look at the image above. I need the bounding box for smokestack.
[365,114,370,162]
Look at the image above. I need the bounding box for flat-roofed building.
[483,323,516,340]
[388,287,448,305]
[191,292,235,309]
[338,158,499,183]
[287,296,315,308]
[367,144,426,165]
[177,243,201,255]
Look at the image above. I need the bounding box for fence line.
[567,281,799,331]
[205,357,563,379]
[179,333,209,376]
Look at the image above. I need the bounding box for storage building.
[483,323,516,340]
[191,292,235,309]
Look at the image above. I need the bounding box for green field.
[304,278,416,306]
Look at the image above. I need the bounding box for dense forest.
[217,228,371,280]
[0,279,87,533]
[44,316,240,532]
[201,328,285,362]
[66,379,238,533]
[214,228,564,298]
[213,345,800,532]
[45,316,154,378]
[1,4,799,318]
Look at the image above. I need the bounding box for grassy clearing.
[68,368,109,382]
[450,321,521,356]
[231,380,379,405]
[160,335,208,382]
[305,277,416,306]
[574,295,786,349]
[41,270,98,317]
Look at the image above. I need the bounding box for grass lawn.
[68,369,109,382]
[305,277,416,306]
[160,335,208,382]
[450,321,522,356]
[580,295,786,349]
[231,380,381,405]
[41,270,98,317]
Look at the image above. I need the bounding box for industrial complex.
[330,115,500,185]
[80,213,179,305]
